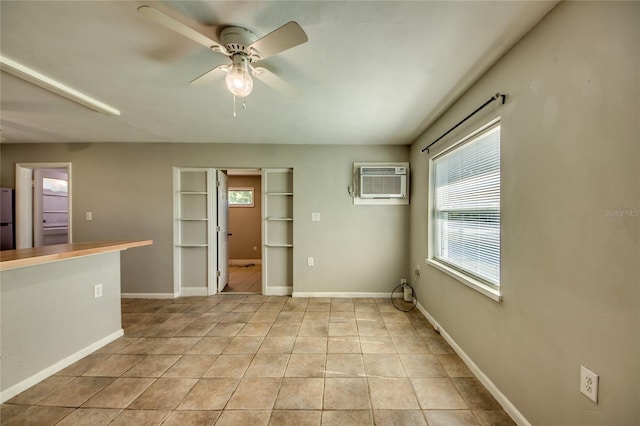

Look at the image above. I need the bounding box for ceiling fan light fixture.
[225,55,253,97]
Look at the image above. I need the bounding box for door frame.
[15,162,72,249]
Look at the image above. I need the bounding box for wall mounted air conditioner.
[359,166,407,199]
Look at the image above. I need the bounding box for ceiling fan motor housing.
[219,26,259,60]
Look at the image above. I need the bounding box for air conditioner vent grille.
[362,175,403,196]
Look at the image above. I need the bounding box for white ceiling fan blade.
[248,21,308,60]
[190,65,230,86]
[137,5,228,55]
[252,67,301,98]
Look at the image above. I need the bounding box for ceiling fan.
[137,5,308,100]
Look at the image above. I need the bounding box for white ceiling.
[0,1,557,145]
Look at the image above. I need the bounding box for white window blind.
[432,123,500,287]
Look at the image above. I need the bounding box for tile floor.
[1,295,515,425]
[223,264,262,293]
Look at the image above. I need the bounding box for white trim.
[0,329,123,403]
[426,259,502,302]
[121,293,177,299]
[265,286,293,296]
[292,292,403,298]
[416,301,530,426]
[181,287,208,297]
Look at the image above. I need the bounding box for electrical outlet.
[94,284,103,298]
[85,211,92,221]
[415,265,421,276]
[580,366,599,403]
[307,257,314,266]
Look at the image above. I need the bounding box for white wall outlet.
[400,278,407,284]
[307,257,314,266]
[85,211,92,221]
[580,366,599,403]
[94,283,103,298]
[311,212,320,222]
[415,265,421,276]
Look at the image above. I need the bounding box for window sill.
[426,259,502,302]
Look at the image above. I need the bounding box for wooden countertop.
[0,240,153,271]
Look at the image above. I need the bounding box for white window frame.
[228,187,255,208]
[427,118,502,302]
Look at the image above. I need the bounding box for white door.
[217,170,229,292]
[33,168,69,247]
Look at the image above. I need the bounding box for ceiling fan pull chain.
[243,98,247,111]
[233,95,237,118]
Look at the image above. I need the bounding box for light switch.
[307,257,314,266]
[311,213,320,222]
[86,211,92,221]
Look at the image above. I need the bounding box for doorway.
[15,163,72,249]
[223,169,262,293]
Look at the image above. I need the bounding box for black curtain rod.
[421,93,506,153]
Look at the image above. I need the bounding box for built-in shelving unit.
[263,169,293,295]
[173,168,214,296]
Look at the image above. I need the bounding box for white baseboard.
[416,302,530,426]
[121,293,177,299]
[229,259,262,266]
[180,287,208,297]
[292,292,402,298]
[0,329,124,403]
[265,286,293,296]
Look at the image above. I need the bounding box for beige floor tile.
[384,322,421,337]
[325,353,365,378]
[285,354,326,378]
[233,303,262,313]
[174,322,216,337]
[245,354,290,377]
[327,337,361,353]
[306,303,331,312]
[355,311,382,321]
[268,323,301,336]
[354,303,379,313]
[321,410,373,426]
[221,336,264,354]
[116,337,161,354]
[411,378,467,409]
[55,353,111,376]
[249,311,280,323]
[329,311,356,323]
[292,336,327,353]
[145,321,190,337]
[258,336,296,353]
[360,336,396,354]
[55,408,122,425]
[152,337,201,354]
[323,378,370,409]
[373,409,427,425]
[277,311,305,322]
[303,311,330,322]
[218,312,254,323]
[109,409,171,425]
[328,322,358,336]
[215,410,271,426]
[238,322,273,336]
[437,354,474,377]
[424,409,480,426]
[187,337,232,354]
[357,321,389,337]
[161,409,221,426]
[38,377,114,407]
[226,377,282,409]
[425,336,455,354]
[82,355,145,377]
[206,322,244,336]
[392,336,431,354]
[472,409,517,426]
[177,378,239,410]
[400,354,447,377]
[452,378,502,410]
[122,354,180,377]
[95,337,139,354]
[269,410,321,426]
[203,354,253,378]
[368,377,419,409]
[7,376,73,405]
[330,302,354,312]
[82,377,154,408]
[298,321,329,336]
[162,354,217,378]
[128,378,197,410]
[1,405,74,426]
[363,353,406,377]
[274,378,324,410]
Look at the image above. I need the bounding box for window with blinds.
[431,121,500,288]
